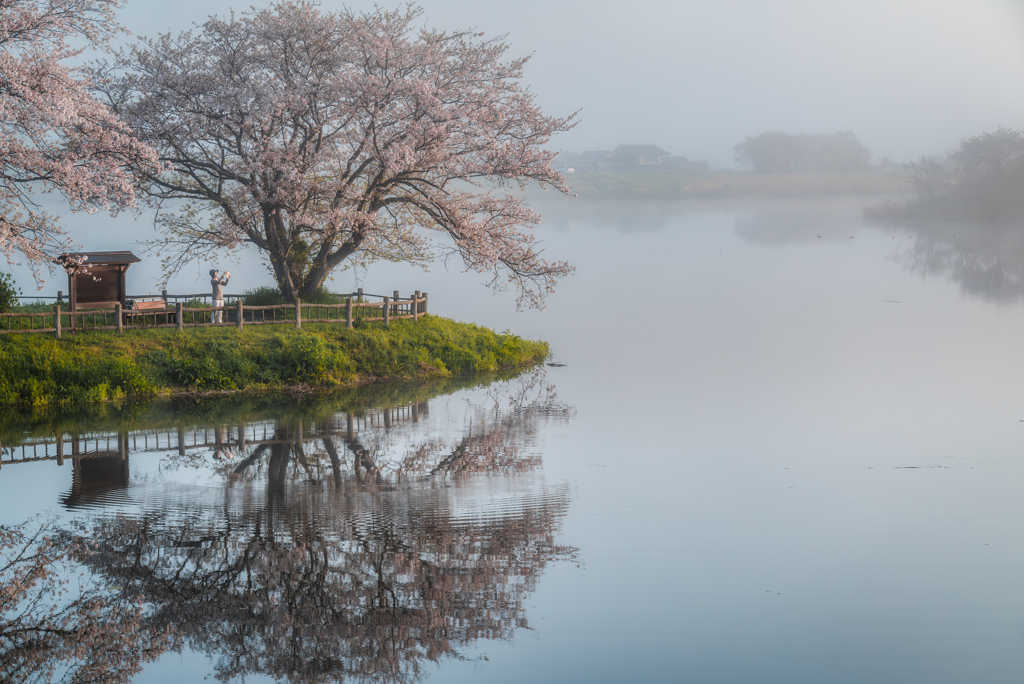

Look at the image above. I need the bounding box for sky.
[115,0,1024,166]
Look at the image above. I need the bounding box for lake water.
[4,196,1024,683]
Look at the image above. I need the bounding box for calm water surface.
[4,196,1024,682]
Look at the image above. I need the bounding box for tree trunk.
[264,206,299,302]
[300,232,365,301]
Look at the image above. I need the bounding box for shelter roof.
[60,251,141,266]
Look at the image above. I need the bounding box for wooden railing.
[0,290,428,338]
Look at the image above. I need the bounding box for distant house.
[571,150,615,173]
[554,145,708,174]
[611,145,671,168]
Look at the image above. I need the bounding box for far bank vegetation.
[867,127,1024,222]
[552,133,901,199]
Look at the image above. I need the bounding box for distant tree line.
[733,131,872,173]
[868,127,1024,222]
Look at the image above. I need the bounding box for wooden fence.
[0,290,428,338]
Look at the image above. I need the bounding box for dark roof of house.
[613,144,671,157]
[576,150,613,162]
[59,251,141,265]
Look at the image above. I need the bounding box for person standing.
[210,269,230,323]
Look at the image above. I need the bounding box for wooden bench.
[124,298,175,324]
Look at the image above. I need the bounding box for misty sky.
[8,0,1024,292]
[114,0,1024,167]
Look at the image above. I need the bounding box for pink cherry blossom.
[104,2,576,307]
[0,0,159,285]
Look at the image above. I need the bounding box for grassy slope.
[0,315,548,407]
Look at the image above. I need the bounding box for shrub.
[0,273,21,313]
[261,334,355,384]
[241,285,348,306]
[240,286,285,307]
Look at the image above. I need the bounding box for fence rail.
[0,289,428,338]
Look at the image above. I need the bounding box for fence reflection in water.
[0,371,576,683]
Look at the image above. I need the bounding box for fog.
[8,0,1024,294]
[116,0,1024,166]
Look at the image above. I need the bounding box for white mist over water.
[372,196,1024,683]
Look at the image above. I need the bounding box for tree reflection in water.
[5,371,577,683]
[0,522,170,684]
[890,221,1024,305]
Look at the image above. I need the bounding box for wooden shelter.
[62,251,141,312]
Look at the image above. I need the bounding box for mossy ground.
[0,315,548,407]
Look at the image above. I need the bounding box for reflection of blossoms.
[84,484,573,684]
[0,520,171,684]
[70,371,577,683]
[2,369,576,683]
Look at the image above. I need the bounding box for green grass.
[0,315,548,407]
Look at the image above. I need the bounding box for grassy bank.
[557,171,905,199]
[0,370,536,445]
[0,315,548,407]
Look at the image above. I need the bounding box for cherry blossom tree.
[0,0,158,284]
[102,1,576,306]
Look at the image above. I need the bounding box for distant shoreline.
[544,171,906,200]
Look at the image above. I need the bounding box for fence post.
[161,289,168,305]
[393,290,400,318]
[357,287,364,302]
[53,304,61,340]
[346,297,353,329]
[237,300,244,330]
[115,303,123,334]
[295,297,302,329]
[57,290,63,304]
[422,292,428,315]
[176,302,183,332]
[414,291,421,321]
[383,296,390,326]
